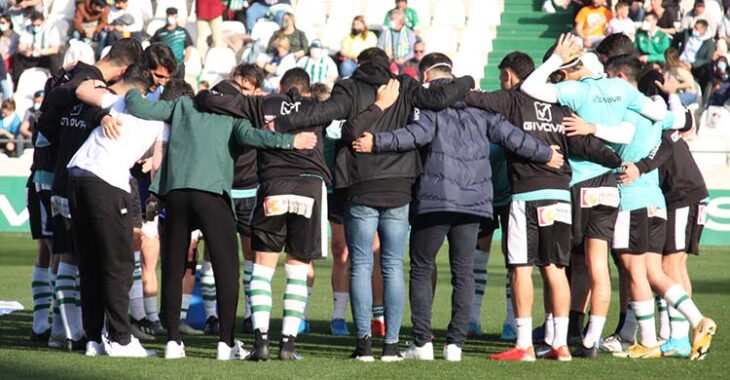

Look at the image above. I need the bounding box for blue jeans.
[345,202,409,344]
[339,59,357,78]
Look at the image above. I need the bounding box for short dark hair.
[232,63,264,88]
[145,43,178,75]
[419,52,453,75]
[638,68,667,102]
[104,38,144,67]
[357,47,389,66]
[616,1,630,8]
[695,19,709,29]
[498,51,535,80]
[160,79,194,101]
[310,83,331,102]
[91,0,108,8]
[280,68,310,94]
[166,7,178,15]
[606,55,644,82]
[121,64,152,90]
[29,11,44,22]
[595,33,635,59]
[644,11,658,20]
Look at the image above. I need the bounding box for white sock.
[180,293,192,321]
[543,313,555,346]
[332,292,349,320]
[56,262,83,340]
[302,286,313,321]
[50,270,63,338]
[668,305,689,339]
[470,249,489,325]
[552,317,569,348]
[282,264,309,337]
[372,305,385,322]
[619,304,637,342]
[583,315,606,348]
[128,251,145,320]
[31,266,52,334]
[505,274,515,326]
[251,264,275,333]
[201,260,217,319]
[144,296,160,322]
[656,295,670,340]
[243,260,254,319]
[515,317,533,349]
[664,284,703,327]
[632,300,657,347]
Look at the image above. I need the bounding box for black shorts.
[327,190,346,224]
[613,207,667,254]
[50,195,74,255]
[27,183,53,240]
[506,199,572,267]
[663,203,707,255]
[234,196,256,237]
[129,177,143,229]
[571,172,619,248]
[251,176,327,260]
[478,204,508,238]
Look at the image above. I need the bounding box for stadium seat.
[453,51,487,82]
[364,0,393,27]
[63,40,96,66]
[199,47,237,87]
[424,26,459,55]
[146,19,166,37]
[432,0,466,27]
[221,21,246,36]
[328,0,362,26]
[49,0,76,20]
[407,0,431,28]
[185,21,198,45]
[467,0,501,26]
[185,46,203,78]
[14,68,50,119]
[459,26,494,54]
[50,18,70,44]
[295,0,327,28]
[137,0,155,23]
[320,21,347,52]
[250,20,280,44]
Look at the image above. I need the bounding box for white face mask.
[309,48,323,59]
[641,21,652,31]
[32,25,42,34]
[0,24,8,32]
[167,17,177,26]
[33,102,41,110]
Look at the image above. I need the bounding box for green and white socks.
[282,264,309,337]
[201,260,217,319]
[663,284,703,328]
[631,299,657,347]
[619,303,638,342]
[251,264,275,333]
[129,251,146,321]
[470,249,489,325]
[656,296,670,340]
[243,260,254,320]
[56,262,83,341]
[31,266,52,334]
[180,293,192,321]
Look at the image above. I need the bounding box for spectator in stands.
[378,9,416,73]
[680,1,718,37]
[150,7,193,80]
[107,0,144,42]
[16,88,41,155]
[402,40,424,79]
[74,0,110,59]
[261,35,296,92]
[11,11,61,88]
[716,3,730,59]
[5,0,42,34]
[636,12,671,64]
[0,98,20,156]
[266,12,307,59]
[606,2,636,41]
[574,0,612,48]
[297,39,337,87]
[628,0,646,22]
[647,0,679,35]
[339,15,377,78]
[195,0,225,60]
[665,47,701,106]
[675,19,716,90]
[0,14,18,66]
[144,42,178,101]
[384,0,419,32]
[708,56,730,106]
[231,63,266,95]
[245,0,292,34]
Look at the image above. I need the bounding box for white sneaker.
[217,340,250,360]
[443,344,462,362]
[85,341,105,357]
[400,342,434,360]
[108,336,156,357]
[164,340,186,359]
[600,333,633,355]
[542,0,556,13]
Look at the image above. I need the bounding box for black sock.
[568,310,585,337]
[613,312,627,335]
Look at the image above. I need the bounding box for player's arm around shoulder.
[232,117,317,151]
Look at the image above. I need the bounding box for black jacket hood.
[352,61,395,86]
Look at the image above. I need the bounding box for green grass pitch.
[1,233,728,379]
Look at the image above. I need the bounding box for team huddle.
[24,32,716,363]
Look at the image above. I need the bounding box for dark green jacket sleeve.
[232,118,295,149]
[125,89,176,122]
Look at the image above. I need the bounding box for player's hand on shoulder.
[102,115,122,140]
[547,145,564,169]
[375,79,400,111]
[563,113,596,137]
[352,132,374,153]
[618,161,640,184]
[293,131,317,150]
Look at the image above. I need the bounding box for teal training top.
[556,76,650,185]
[490,143,512,207]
